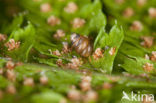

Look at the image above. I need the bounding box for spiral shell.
[71,33,93,57]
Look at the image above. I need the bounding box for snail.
[70,33,93,57]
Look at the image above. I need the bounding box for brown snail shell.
[71,33,93,57]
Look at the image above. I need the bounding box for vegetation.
[0,0,155,103]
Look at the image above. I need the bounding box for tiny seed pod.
[71,33,93,57]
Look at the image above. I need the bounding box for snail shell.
[71,33,93,57]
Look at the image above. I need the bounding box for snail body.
[71,33,93,57]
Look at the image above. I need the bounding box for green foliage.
[0,0,156,103]
[31,90,65,103]
[121,55,156,75]
[6,21,35,62]
[91,23,124,73]
[0,76,9,88]
[0,58,6,68]
[2,15,24,34]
